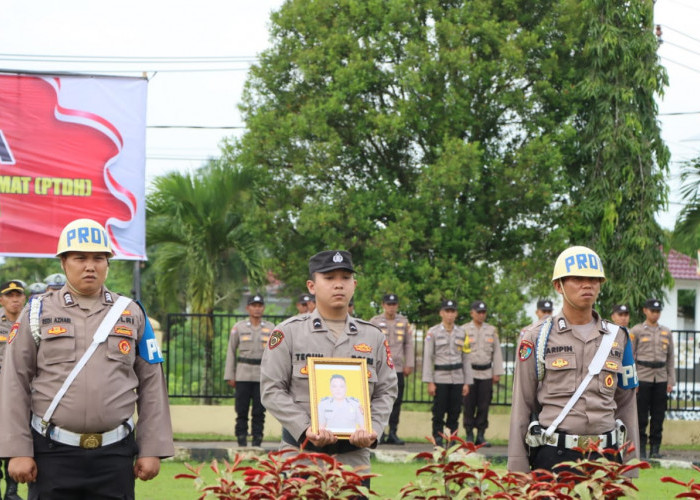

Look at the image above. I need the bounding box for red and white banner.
[0,72,147,260]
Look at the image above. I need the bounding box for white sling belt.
[544,323,619,438]
[38,296,132,429]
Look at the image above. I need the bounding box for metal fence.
[163,313,700,411]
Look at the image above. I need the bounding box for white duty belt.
[38,296,132,430]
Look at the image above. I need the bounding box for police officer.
[508,246,639,473]
[224,293,273,447]
[26,283,48,301]
[370,293,414,445]
[611,304,630,328]
[630,298,674,459]
[0,280,26,500]
[422,300,473,448]
[317,374,365,431]
[295,293,311,315]
[462,300,504,447]
[260,250,397,474]
[44,273,67,291]
[535,299,554,320]
[0,218,174,498]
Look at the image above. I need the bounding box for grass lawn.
[135,460,699,499]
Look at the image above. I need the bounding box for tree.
[146,160,265,397]
[672,157,700,256]
[233,0,670,332]
[562,0,671,314]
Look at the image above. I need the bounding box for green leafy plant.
[398,433,650,499]
[661,465,700,499]
[176,448,376,499]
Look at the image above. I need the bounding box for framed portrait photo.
[308,357,371,439]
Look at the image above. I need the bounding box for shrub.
[661,465,700,499]
[398,432,650,499]
[175,449,376,499]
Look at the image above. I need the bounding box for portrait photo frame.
[308,357,371,439]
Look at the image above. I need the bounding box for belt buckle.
[578,435,600,447]
[79,433,103,449]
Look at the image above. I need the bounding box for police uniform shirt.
[0,307,11,367]
[224,319,273,382]
[421,323,474,385]
[369,313,414,372]
[630,322,675,385]
[317,396,365,431]
[507,312,639,473]
[0,286,174,459]
[463,320,505,380]
[260,309,398,460]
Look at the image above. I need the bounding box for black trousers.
[530,444,620,473]
[463,378,493,432]
[432,383,463,438]
[637,380,668,448]
[388,372,405,432]
[29,428,137,500]
[235,381,265,438]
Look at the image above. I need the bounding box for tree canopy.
[231,0,670,332]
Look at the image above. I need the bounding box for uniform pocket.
[545,353,576,394]
[40,325,76,365]
[291,362,310,403]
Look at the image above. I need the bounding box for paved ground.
[173,439,700,468]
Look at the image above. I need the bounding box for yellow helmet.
[551,246,605,282]
[56,219,113,257]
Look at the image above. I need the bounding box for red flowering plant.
[661,465,700,499]
[176,448,376,499]
[397,433,650,499]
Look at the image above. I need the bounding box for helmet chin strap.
[557,278,588,312]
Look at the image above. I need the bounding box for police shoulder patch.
[518,340,534,361]
[268,329,284,350]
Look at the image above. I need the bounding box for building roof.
[667,248,700,281]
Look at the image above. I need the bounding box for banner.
[0,72,147,260]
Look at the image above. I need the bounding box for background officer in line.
[0,280,26,500]
[535,299,554,320]
[26,283,47,301]
[260,250,397,476]
[0,218,174,498]
[508,246,639,474]
[224,293,273,447]
[611,304,631,328]
[630,298,674,459]
[462,300,504,447]
[422,300,473,448]
[295,293,311,315]
[520,299,554,339]
[370,293,414,445]
[44,273,67,291]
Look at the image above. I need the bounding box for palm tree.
[147,160,265,399]
[672,157,700,256]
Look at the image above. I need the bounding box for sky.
[1,0,698,231]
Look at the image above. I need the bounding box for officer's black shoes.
[385,432,405,445]
[466,430,475,443]
[650,446,662,459]
[252,436,263,447]
[237,436,247,447]
[640,449,647,459]
[434,436,444,448]
[475,431,492,447]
